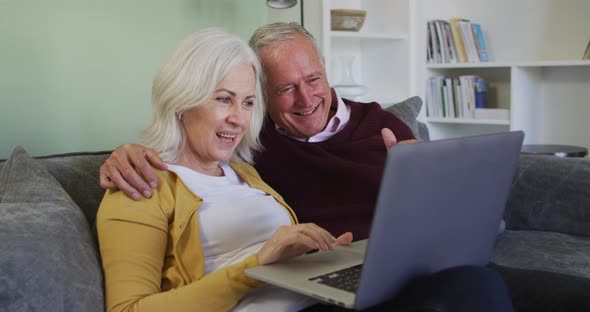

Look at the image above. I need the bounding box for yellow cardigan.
[97,162,298,312]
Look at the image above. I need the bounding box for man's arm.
[99,144,167,200]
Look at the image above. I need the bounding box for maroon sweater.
[254,98,415,239]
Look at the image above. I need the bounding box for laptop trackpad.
[247,241,365,282]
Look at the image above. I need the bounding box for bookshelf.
[413,0,590,151]
[304,0,590,151]
[310,0,411,106]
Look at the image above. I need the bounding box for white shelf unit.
[318,0,411,107]
[413,0,590,151]
[424,64,513,134]
[427,117,510,126]
[511,62,590,149]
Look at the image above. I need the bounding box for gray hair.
[249,22,325,67]
[141,28,265,164]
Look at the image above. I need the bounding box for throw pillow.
[38,152,110,228]
[0,158,9,201]
[384,96,430,141]
[0,146,104,312]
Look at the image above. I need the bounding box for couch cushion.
[491,262,590,312]
[505,154,590,236]
[492,229,590,279]
[384,96,430,142]
[0,146,104,311]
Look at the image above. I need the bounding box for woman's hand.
[256,223,353,265]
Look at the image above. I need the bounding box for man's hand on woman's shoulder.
[99,144,166,200]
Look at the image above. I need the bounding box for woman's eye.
[243,101,255,108]
[217,97,231,103]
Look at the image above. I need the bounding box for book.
[459,75,477,118]
[449,18,468,63]
[426,76,445,117]
[438,77,446,117]
[453,78,464,117]
[433,77,444,117]
[443,21,458,63]
[474,77,488,108]
[584,39,590,60]
[426,23,433,63]
[426,77,434,117]
[434,20,449,63]
[458,20,479,62]
[428,21,441,63]
[471,23,489,62]
[445,77,456,117]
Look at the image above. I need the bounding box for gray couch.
[1,97,589,311]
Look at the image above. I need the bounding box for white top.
[277,90,351,142]
[166,163,318,312]
[167,162,291,273]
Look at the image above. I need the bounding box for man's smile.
[293,103,320,116]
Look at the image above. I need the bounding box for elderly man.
[100,23,516,311]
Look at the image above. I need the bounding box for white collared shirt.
[276,91,351,142]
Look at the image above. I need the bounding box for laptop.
[246,131,524,310]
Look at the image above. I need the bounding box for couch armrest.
[504,154,590,236]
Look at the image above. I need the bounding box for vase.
[333,55,368,98]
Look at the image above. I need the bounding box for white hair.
[249,22,324,67]
[141,28,265,164]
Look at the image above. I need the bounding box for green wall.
[0,0,268,159]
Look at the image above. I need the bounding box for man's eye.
[308,77,320,84]
[279,86,294,94]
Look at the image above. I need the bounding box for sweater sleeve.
[97,189,261,312]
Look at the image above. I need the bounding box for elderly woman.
[97,28,351,312]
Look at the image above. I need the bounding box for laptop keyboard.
[308,264,363,293]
